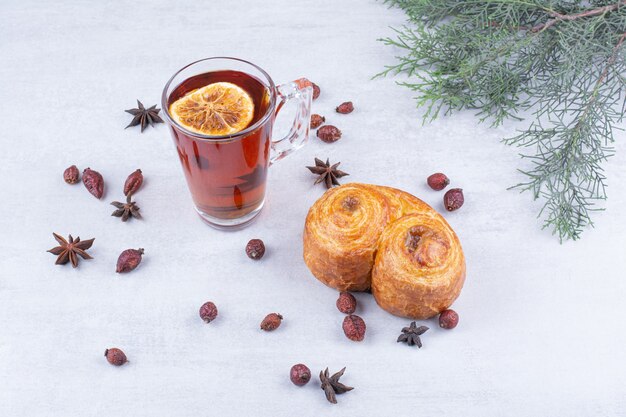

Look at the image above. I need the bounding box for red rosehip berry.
[246,239,265,260]
[199,301,218,323]
[311,83,320,100]
[336,292,357,314]
[64,165,80,184]
[317,125,342,143]
[290,364,311,386]
[427,172,450,191]
[104,348,128,366]
[260,313,283,331]
[444,188,464,211]
[439,309,459,329]
[336,101,354,114]
[342,314,366,341]
[310,114,325,129]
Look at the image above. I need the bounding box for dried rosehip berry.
[336,101,354,114]
[311,82,320,100]
[199,301,218,323]
[336,292,357,314]
[116,248,144,273]
[124,169,143,196]
[310,114,325,129]
[444,188,464,211]
[64,165,80,184]
[104,348,127,366]
[439,309,459,329]
[82,167,104,199]
[260,313,283,331]
[317,125,342,143]
[427,173,450,191]
[290,363,311,386]
[342,314,366,341]
[246,239,265,260]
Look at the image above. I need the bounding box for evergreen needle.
[380,0,626,241]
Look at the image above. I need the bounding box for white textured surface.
[1,1,626,416]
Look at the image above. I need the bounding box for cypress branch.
[379,0,626,241]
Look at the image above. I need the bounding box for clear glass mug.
[161,57,312,228]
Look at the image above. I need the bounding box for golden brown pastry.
[303,183,400,291]
[371,212,465,319]
[303,183,465,319]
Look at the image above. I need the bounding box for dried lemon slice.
[169,82,255,136]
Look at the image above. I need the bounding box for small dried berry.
[64,165,80,184]
[427,172,450,191]
[342,314,366,342]
[444,188,464,211]
[199,301,218,323]
[124,169,143,196]
[116,248,144,273]
[310,114,325,129]
[260,313,283,331]
[312,82,320,100]
[336,292,357,314]
[335,101,354,114]
[290,364,311,386]
[245,239,265,260]
[104,348,127,366]
[82,167,104,199]
[439,309,459,329]
[317,125,342,143]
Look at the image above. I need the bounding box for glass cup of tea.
[161,57,312,228]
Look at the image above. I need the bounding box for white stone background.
[1,0,625,416]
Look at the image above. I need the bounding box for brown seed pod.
[342,314,366,341]
[260,313,283,331]
[335,101,354,114]
[124,169,143,196]
[317,125,342,143]
[64,165,80,184]
[199,301,218,323]
[444,188,464,211]
[336,292,357,314]
[104,348,127,366]
[427,173,450,191]
[116,248,144,273]
[310,114,325,129]
[82,167,104,199]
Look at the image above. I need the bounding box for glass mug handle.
[270,78,313,164]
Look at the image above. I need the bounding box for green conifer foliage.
[380,0,626,241]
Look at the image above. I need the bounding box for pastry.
[303,183,465,319]
[371,211,465,319]
[303,183,398,291]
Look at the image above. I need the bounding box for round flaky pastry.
[303,183,400,291]
[303,183,465,319]
[169,82,255,136]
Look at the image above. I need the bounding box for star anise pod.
[306,157,349,189]
[47,233,95,268]
[111,194,142,221]
[125,100,163,132]
[397,321,429,348]
[319,367,354,404]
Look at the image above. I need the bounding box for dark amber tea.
[167,70,273,222]
[162,58,312,228]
